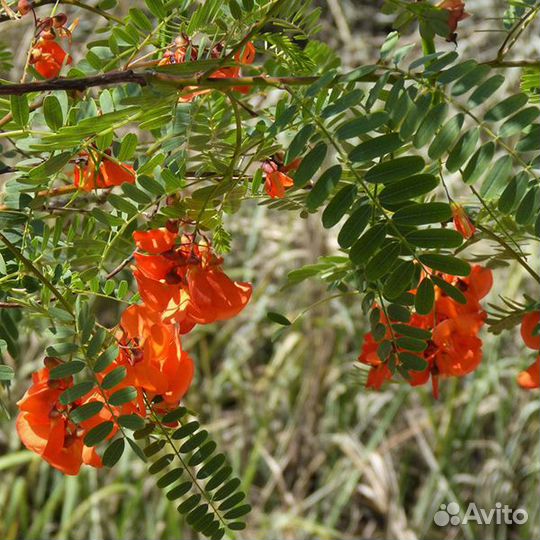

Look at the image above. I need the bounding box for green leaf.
[365,241,400,281]
[109,386,138,406]
[167,481,192,500]
[322,184,358,228]
[94,345,119,372]
[162,407,187,424]
[406,228,463,248]
[197,453,226,479]
[484,93,528,122]
[428,114,464,160]
[468,74,505,108]
[101,366,127,390]
[419,254,470,276]
[398,352,428,371]
[294,143,327,187]
[84,421,114,446]
[480,155,513,199]
[383,260,416,299]
[179,430,208,453]
[413,103,448,148]
[306,165,342,211]
[43,96,64,131]
[516,187,539,225]
[118,133,138,161]
[118,414,146,431]
[446,128,480,173]
[392,323,431,340]
[157,468,183,488]
[336,111,389,140]
[415,278,435,315]
[322,89,363,118]
[149,454,174,474]
[60,381,95,405]
[499,107,540,138]
[49,360,86,380]
[349,133,402,163]
[267,312,291,326]
[144,0,165,19]
[396,337,428,352]
[70,401,104,424]
[10,95,29,128]
[287,124,315,163]
[0,365,15,381]
[379,174,439,205]
[451,64,491,96]
[462,142,495,185]
[173,421,200,440]
[431,275,467,304]
[393,202,452,225]
[349,224,387,265]
[337,203,371,248]
[102,438,125,467]
[365,156,425,184]
[28,152,73,181]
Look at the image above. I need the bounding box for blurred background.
[1,1,539,539]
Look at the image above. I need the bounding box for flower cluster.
[517,311,540,390]
[16,358,138,474]
[261,156,301,199]
[359,265,493,398]
[158,35,256,102]
[17,223,252,474]
[18,2,74,79]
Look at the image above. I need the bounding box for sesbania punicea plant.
[0,0,539,537]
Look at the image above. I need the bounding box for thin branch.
[0,301,23,308]
[105,255,133,279]
[0,0,123,23]
[0,231,74,314]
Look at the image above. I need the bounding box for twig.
[0,231,74,314]
[0,0,123,23]
[105,255,133,279]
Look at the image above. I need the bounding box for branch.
[0,0,123,23]
[0,70,148,95]
[0,232,74,314]
[0,68,334,96]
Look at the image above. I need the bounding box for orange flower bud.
[451,202,476,239]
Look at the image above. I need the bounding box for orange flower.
[159,37,256,102]
[438,0,469,40]
[133,228,252,328]
[451,202,475,239]
[517,357,540,390]
[16,361,102,475]
[262,158,300,199]
[74,150,136,191]
[358,265,492,396]
[521,311,540,350]
[30,39,72,79]
[430,317,483,377]
[117,304,194,407]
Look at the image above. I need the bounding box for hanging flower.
[30,39,72,79]
[74,150,136,191]
[16,360,103,475]
[116,304,194,408]
[262,157,301,199]
[133,227,252,328]
[451,202,476,239]
[438,0,470,42]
